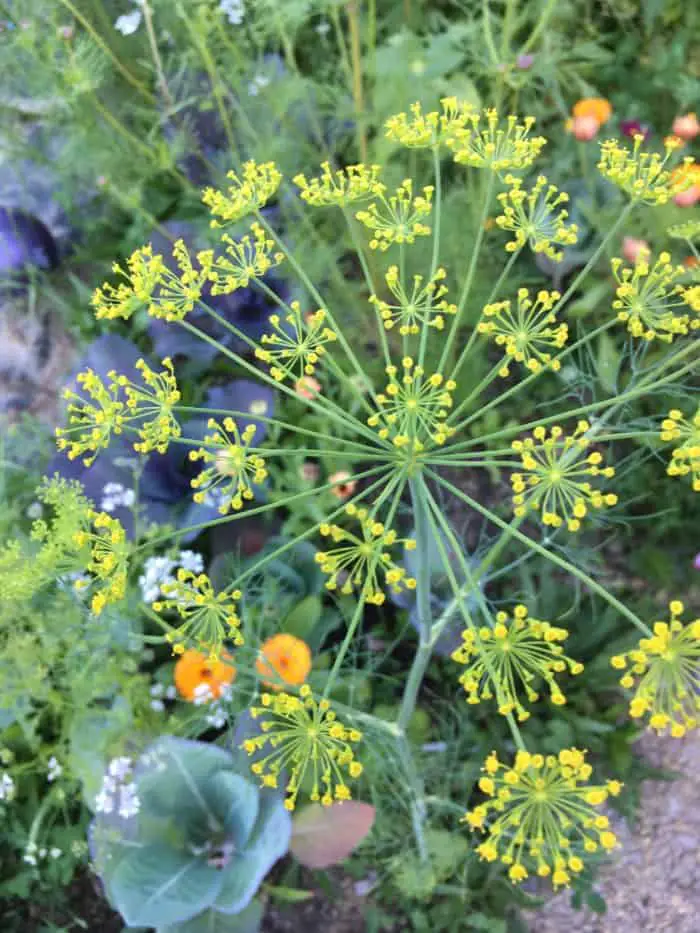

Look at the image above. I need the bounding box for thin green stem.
[428,469,653,636]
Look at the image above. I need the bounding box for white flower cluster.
[23,842,62,866]
[0,772,15,802]
[95,756,140,820]
[100,482,136,513]
[138,550,204,603]
[149,682,177,712]
[114,0,144,35]
[204,683,233,727]
[47,756,62,783]
[219,0,245,25]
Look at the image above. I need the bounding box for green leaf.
[597,332,621,394]
[265,884,314,903]
[283,595,322,641]
[110,844,223,928]
[160,900,263,933]
[290,801,375,868]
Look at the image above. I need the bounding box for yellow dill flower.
[116,358,181,454]
[367,358,457,451]
[355,179,433,251]
[478,288,568,376]
[451,605,583,721]
[91,244,165,320]
[384,97,473,148]
[202,161,282,226]
[661,406,700,491]
[611,252,696,342]
[667,219,700,242]
[293,162,384,207]
[255,303,337,382]
[244,685,363,810]
[315,503,417,605]
[510,422,617,532]
[611,601,700,736]
[72,509,129,615]
[189,418,267,512]
[208,222,284,295]
[597,135,690,205]
[495,175,578,260]
[465,748,621,886]
[144,240,214,322]
[153,570,243,659]
[55,370,126,466]
[368,265,457,335]
[447,109,546,172]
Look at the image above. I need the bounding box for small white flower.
[0,772,15,801]
[118,783,140,819]
[50,847,62,859]
[205,704,227,729]
[26,501,43,519]
[248,73,271,97]
[23,853,37,866]
[95,789,114,814]
[150,699,165,713]
[193,682,214,706]
[38,848,47,859]
[150,683,164,697]
[47,756,63,783]
[165,685,177,700]
[101,482,135,513]
[115,8,142,35]
[316,20,331,37]
[219,0,245,25]
[178,550,204,573]
[108,756,133,781]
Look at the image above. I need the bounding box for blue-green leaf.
[202,771,259,849]
[160,899,263,933]
[110,843,223,928]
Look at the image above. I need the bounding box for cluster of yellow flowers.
[384,97,473,148]
[452,606,583,720]
[495,174,578,260]
[661,406,700,490]
[511,422,617,531]
[189,418,267,513]
[245,686,363,810]
[478,288,568,376]
[355,179,434,251]
[154,570,243,660]
[369,265,457,335]
[448,110,546,171]
[293,161,384,206]
[612,602,700,736]
[611,251,698,342]
[255,303,337,382]
[202,160,282,224]
[315,504,417,605]
[598,135,690,204]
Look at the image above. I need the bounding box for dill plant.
[46,101,700,888]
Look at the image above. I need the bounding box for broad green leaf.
[291,801,375,868]
[160,899,263,933]
[110,844,223,928]
[202,771,259,850]
[283,595,322,640]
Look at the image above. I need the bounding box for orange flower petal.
[256,633,312,689]
[174,649,236,702]
[572,97,612,125]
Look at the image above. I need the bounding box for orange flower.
[329,470,357,500]
[256,634,312,689]
[174,649,236,703]
[671,162,700,208]
[683,256,699,270]
[572,98,612,125]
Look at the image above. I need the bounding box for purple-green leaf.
[290,802,375,869]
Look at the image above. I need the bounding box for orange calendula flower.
[572,98,612,125]
[174,649,236,704]
[256,634,312,689]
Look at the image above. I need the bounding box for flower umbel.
[384,97,473,148]
[368,358,457,451]
[244,685,363,809]
[465,748,620,885]
[369,265,457,335]
[153,570,244,659]
[91,244,165,321]
[189,418,267,512]
[255,303,337,382]
[447,109,546,172]
[495,175,578,260]
[511,422,617,532]
[55,370,125,465]
[611,601,700,736]
[72,510,129,615]
[611,252,697,342]
[208,223,284,295]
[660,407,700,491]
[202,160,282,225]
[315,503,417,605]
[143,240,214,323]
[355,179,434,251]
[294,162,384,207]
[598,135,690,205]
[451,605,583,720]
[478,288,568,376]
[118,358,181,454]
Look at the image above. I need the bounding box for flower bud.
[671,113,700,142]
[571,114,600,141]
[621,237,651,265]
